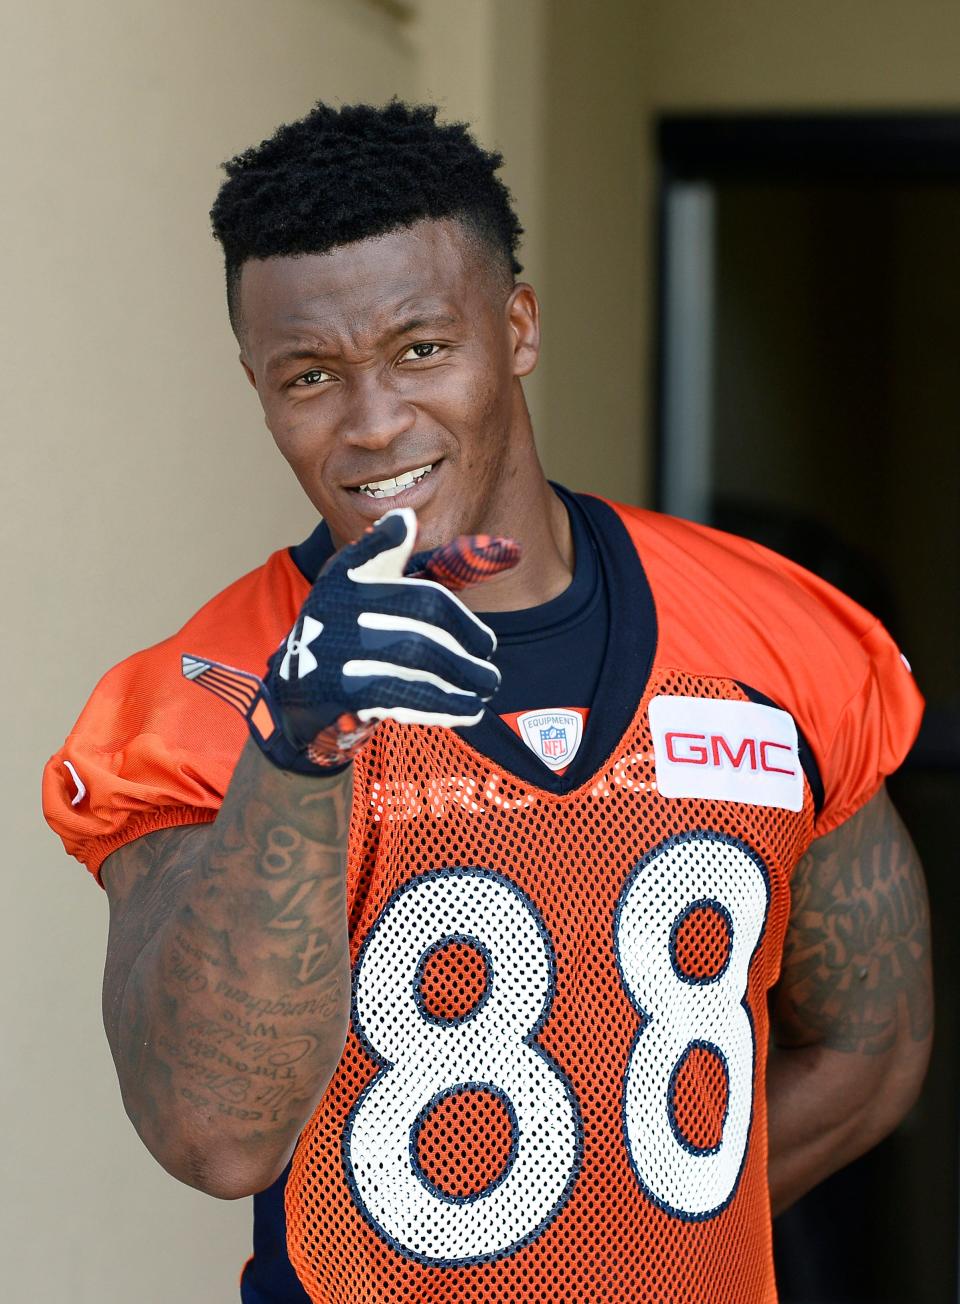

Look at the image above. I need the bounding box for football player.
[43,102,932,1303]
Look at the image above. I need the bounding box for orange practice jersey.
[43,498,923,1303]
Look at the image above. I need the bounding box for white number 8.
[614,832,769,1219]
[345,868,580,1265]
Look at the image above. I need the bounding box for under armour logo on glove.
[182,508,520,774]
[279,615,324,680]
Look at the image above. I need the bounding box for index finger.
[406,534,521,591]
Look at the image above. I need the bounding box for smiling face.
[238,219,541,553]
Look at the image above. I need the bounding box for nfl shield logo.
[540,725,569,761]
[516,708,585,772]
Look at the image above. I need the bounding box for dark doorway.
[656,115,960,1304]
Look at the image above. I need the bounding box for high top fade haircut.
[210,99,524,337]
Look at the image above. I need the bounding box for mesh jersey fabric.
[284,671,800,1302]
[42,494,923,1303]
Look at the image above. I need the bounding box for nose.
[338,370,417,450]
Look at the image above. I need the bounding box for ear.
[505,283,541,378]
[239,356,258,390]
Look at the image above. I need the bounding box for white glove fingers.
[341,669,486,723]
[344,508,417,582]
[318,508,416,585]
[356,611,497,677]
[270,510,506,755]
[354,576,497,659]
[348,635,501,698]
[342,659,496,702]
[357,704,486,728]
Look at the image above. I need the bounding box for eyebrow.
[390,312,458,337]
[265,312,459,377]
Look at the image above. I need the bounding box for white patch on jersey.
[649,695,803,811]
[516,708,584,771]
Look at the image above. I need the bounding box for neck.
[461,468,574,614]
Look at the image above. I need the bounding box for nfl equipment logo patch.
[517,709,584,772]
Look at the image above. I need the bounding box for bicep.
[773,783,933,1056]
[101,824,212,1054]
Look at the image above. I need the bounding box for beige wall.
[645,0,960,109]
[3,2,533,1300]
[412,0,548,442]
[538,1,648,501]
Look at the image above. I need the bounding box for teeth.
[358,464,433,498]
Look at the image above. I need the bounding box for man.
[43,101,932,1302]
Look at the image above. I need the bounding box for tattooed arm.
[766,783,933,1214]
[101,739,353,1199]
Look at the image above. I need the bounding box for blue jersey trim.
[735,680,825,816]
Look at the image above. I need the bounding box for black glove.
[182,507,519,773]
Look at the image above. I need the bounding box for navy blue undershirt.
[242,489,655,1303]
[476,486,607,718]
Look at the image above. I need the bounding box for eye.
[401,342,442,361]
[293,368,333,387]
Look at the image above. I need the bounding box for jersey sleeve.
[42,548,309,882]
[773,558,925,837]
[42,644,246,882]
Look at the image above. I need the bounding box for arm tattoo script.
[775,786,933,1056]
[102,741,355,1186]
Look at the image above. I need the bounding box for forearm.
[766,1038,925,1215]
[107,741,354,1197]
[768,786,933,1214]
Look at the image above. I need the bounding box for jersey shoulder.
[42,547,310,879]
[605,500,923,835]
[68,545,308,746]
[610,500,882,691]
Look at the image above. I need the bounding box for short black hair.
[210,100,524,335]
